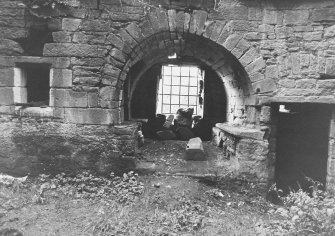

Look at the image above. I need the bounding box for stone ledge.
[215,123,265,140]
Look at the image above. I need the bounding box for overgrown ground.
[1,140,335,235]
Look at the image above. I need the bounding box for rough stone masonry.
[1,0,335,194]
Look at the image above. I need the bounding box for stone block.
[291,53,300,75]
[245,57,266,74]
[13,86,27,103]
[278,79,295,88]
[325,25,335,38]
[252,78,277,94]
[54,31,75,43]
[44,43,105,58]
[110,48,127,63]
[148,9,160,32]
[249,72,264,83]
[50,69,72,88]
[317,80,335,90]
[236,139,269,161]
[156,9,169,31]
[103,64,121,77]
[73,77,100,86]
[0,87,13,105]
[62,18,82,31]
[52,57,71,69]
[203,20,215,38]
[244,32,262,41]
[72,32,107,44]
[216,26,230,45]
[168,9,176,31]
[263,10,283,25]
[240,47,258,66]
[64,108,119,124]
[216,123,265,140]
[190,10,207,35]
[0,26,27,39]
[0,38,23,56]
[296,79,316,89]
[325,58,335,76]
[81,19,110,31]
[51,89,87,107]
[260,106,271,124]
[284,10,309,25]
[326,175,335,195]
[227,20,258,32]
[125,22,144,42]
[184,13,191,32]
[0,105,14,114]
[175,11,185,32]
[0,68,14,86]
[303,31,322,41]
[265,65,279,80]
[231,39,251,59]
[329,138,335,157]
[328,158,335,177]
[80,0,98,8]
[212,127,223,147]
[185,137,206,161]
[71,57,104,67]
[222,34,242,51]
[99,86,117,101]
[312,8,335,22]
[210,21,226,42]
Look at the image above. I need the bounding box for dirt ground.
[0,140,276,236]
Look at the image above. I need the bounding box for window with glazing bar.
[156,64,204,116]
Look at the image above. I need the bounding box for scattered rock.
[0,228,23,236]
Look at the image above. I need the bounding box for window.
[14,63,50,107]
[156,64,204,116]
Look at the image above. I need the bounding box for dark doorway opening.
[275,104,331,193]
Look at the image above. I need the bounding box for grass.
[1,172,334,235]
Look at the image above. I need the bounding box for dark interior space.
[275,104,331,193]
[127,61,227,141]
[19,63,50,106]
[130,65,160,119]
[17,27,53,56]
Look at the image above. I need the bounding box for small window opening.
[156,64,204,116]
[14,63,50,107]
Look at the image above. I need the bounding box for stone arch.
[105,8,269,124]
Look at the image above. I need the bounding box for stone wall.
[0,115,138,176]
[1,0,335,189]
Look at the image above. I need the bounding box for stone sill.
[15,106,54,117]
[215,123,265,140]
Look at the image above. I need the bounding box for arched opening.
[122,32,254,130]
[127,59,227,140]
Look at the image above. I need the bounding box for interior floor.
[138,139,239,177]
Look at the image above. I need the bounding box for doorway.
[275,104,331,193]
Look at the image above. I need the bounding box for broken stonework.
[185,137,206,161]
